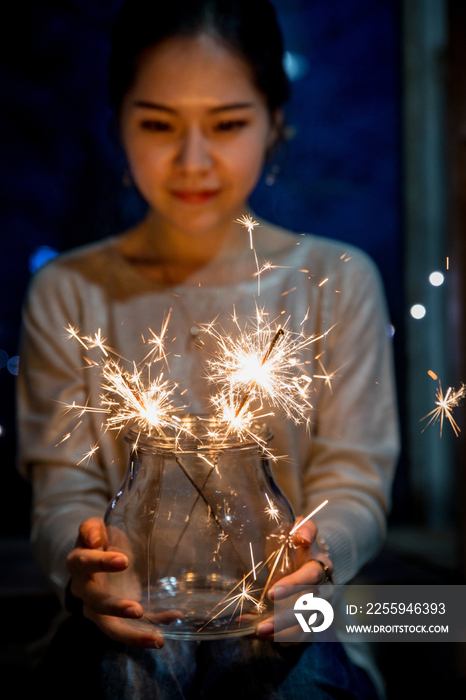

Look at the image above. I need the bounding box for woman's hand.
[66,517,164,649]
[255,518,333,641]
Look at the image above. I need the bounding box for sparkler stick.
[199,496,328,630]
[259,544,287,604]
[257,499,329,603]
[198,500,332,631]
[173,454,249,571]
[234,327,284,419]
[289,500,329,535]
[161,458,217,578]
[174,455,222,526]
[250,542,256,580]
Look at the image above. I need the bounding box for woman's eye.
[140,120,173,132]
[213,120,248,133]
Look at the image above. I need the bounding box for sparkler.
[203,306,332,434]
[421,378,466,437]
[201,498,329,629]
[64,323,184,452]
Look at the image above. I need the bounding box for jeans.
[37,616,379,700]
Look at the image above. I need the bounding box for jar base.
[121,616,261,640]
[122,583,268,640]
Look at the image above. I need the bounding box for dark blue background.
[0,0,403,533]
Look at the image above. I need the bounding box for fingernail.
[257,622,274,637]
[111,555,128,568]
[148,637,162,649]
[296,535,311,545]
[125,606,141,618]
[268,586,285,601]
[88,534,100,546]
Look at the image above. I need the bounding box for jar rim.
[123,415,274,454]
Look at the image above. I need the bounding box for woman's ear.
[266,109,286,162]
[269,109,284,146]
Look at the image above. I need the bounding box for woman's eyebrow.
[132,100,255,113]
[209,103,255,113]
[133,100,176,113]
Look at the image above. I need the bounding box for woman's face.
[119,34,277,238]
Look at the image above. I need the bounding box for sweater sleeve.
[17,264,111,605]
[303,252,399,584]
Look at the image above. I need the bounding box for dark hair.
[109,0,289,117]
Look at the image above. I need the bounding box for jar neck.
[124,416,273,454]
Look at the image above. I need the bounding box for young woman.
[18,1,398,697]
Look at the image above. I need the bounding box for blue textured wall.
[0,0,402,533]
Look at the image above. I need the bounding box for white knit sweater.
[18,231,399,606]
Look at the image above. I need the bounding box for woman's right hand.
[66,517,164,649]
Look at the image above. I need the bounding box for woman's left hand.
[255,518,333,641]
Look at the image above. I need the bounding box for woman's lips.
[170,189,220,204]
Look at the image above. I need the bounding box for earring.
[265,164,281,186]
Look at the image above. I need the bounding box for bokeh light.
[385,324,395,338]
[283,51,309,81]
[410,304,426,320]
[7,356,20,375]
[429,271,444,287]
[28,245,59,274]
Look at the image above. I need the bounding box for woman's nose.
[175,128,212,173]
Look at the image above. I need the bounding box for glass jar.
[103,417,295,639]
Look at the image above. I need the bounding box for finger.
[269,560,326,600]
[145,609,185,625]
[256,617,274,639]
[74,578,143,618]
[256,613,308,644]
[79,517,107,549]
[290,519,316,547]
[84,608,164,649]
[260,603,303,635]
[256,624,309,647]
[67,548,129,577]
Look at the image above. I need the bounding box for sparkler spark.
[143,308,172,366]
[313,358,341,395]
[264,494,281,523]
[204,307,332,434]
[65,322,185,445]
[201,580,263,629]
[236,214,259,249]
[100,361,181,435]
[65,325,88,349]
[421,380,466,437]
[78,443,100,465]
